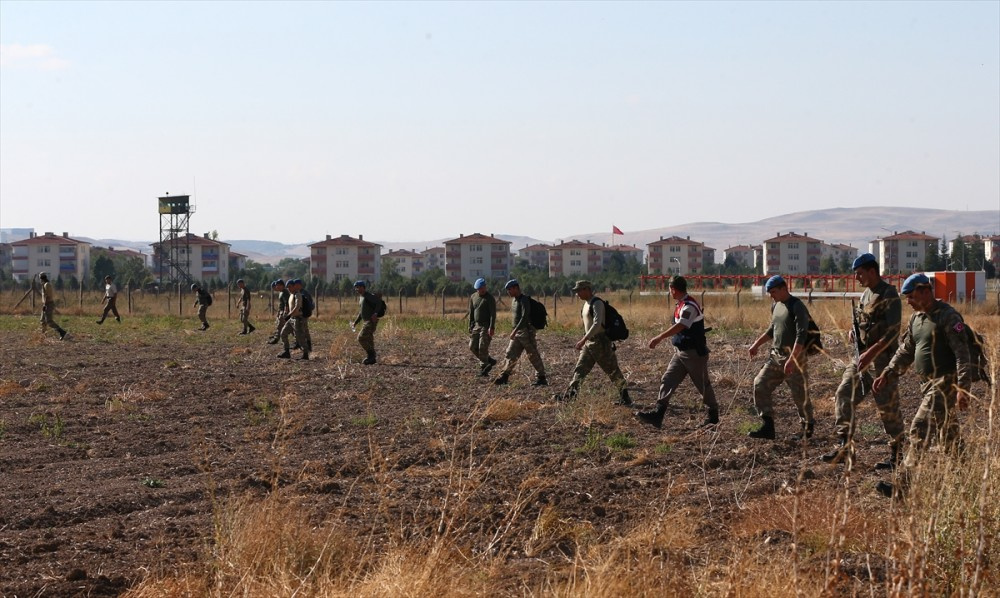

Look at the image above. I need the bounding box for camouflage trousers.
[903,373,961,469]
[40,304,64,334]
[239,306,252,327]
[566,334,625,393]
[273,314,289,340]
[657,347,718,410]
[833,352,903,446]
[469,325,493,364]
[499,327,546,378]
[282,317,311,353]
[357,320,378,352]
[197,304,209,326]
[753,349,812,424]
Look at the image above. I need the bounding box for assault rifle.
[851,300,867,395]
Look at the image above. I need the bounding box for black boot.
[616,388,632,406]
[874,444,901,471]
[57,328,67,340]
[267,336,279,345]
[821,437,850,463]
[702,408,720,427]
[748,417,776,439]
[299,351,309,361]
[277,350,291,359]
[480,357,497,377]
[362,350,376,365]
[635,403,667,428]
[493,373,510,386]
[531,376,548,387]
[553,388,577,402]
[248,324,256,333]
[791,421,815,442]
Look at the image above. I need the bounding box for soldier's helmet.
[39,272,49,281]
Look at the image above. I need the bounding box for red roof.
[309,234,380,248]
[443,233,511,245]
[386,249,421,257]
[762,232,823,243]
[151,233,230,248]
[11,232,90,246]
[549,239,605,250]
[520,243,552,251]
[647,236,704,247]
[879,230,938,241]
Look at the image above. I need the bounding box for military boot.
[791,421,815,442]
[493,373,510,386]
[531,376,548,387]
[480,357,497,377]
[553,388,577,402]
[277,350,291,359]
[635,403,667,428]
[874,444,901,471]
[821,437,850,463]
[702,408,720,427]
[748,417,776,440]
[616,388,632,406]
[248,324,256,333]
[362,350,376,365]
[299,351,310,361]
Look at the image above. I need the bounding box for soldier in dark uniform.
[493,279,547,387]
[352,281,380,365]
[191,283,211,331]
[39,272,67,340]
[236,279,256,335]
[468,278,497,376]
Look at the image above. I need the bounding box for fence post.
[398,289,403,314]
[79,283,84,311]
[441,288,446,318]
[127,284,132,314]
[177,283,182,316]
[736,287,741,309]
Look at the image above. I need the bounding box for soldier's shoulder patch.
[953,321,965,333]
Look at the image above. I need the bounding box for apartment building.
[603,244,644,268]
[985,235,1000,271]
[761,232,823,275]
[444,233,511,282]
[870,230,937,274]
[821,243,859,271]
[92,246,149,267]
[228,251,248,274]
[384,249,423,279]
[517,243,552,270]
[11,232,92,283]
[646,236,706,275]
[421,247,446,273]
[548,240,605,277]
[723,245,755,268]
[309,234,382,284]
[151,233,232,283]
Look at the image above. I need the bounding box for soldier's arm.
[884,321,915,376]
[944,313,973,389]
[512,297,530,330]
[583,299,604,340]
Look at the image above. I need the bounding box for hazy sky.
[1,1,998,244]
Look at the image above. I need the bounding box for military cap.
[504,279,519,290]
[764,275,786,291]
[901,273,931,295]
[473,278,487,290]
[852,253,877,270]
[571,280,592,292]
[353,280,366,288]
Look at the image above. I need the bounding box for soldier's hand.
[873,374,886,394]
[574,339,585,351]
[748,345,759,358]
[848,329,855,344]
[488,328,495,337]
[957,388,971,411]
[648,337,660,350]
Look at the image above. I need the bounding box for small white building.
[11,232,92,283]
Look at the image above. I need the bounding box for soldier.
[872,273,973,497]
[267,279,291,345]
[493,279,547,387]
[236,279,256,335]
[553,280,630,405]
[746,275,815,440]
[352,281,380,365]
[468,278,497,376]
[278,279,311,360]
[822,253,904,468]
[636,275,718,428]
[96,275,121,324]
[38,272,67,340]
[191,283,212,331]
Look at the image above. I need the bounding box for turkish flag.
[612,225,624,235]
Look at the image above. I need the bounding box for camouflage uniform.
[565,297,626,394]
[658,295,717,411]
[354,291,379,353]
[272,287,291,341]
[238,286,253,331]
[833,280,903,447]
[498,294,546,379]
[884,300,971,469]
[194,289,211,327]
[468,291,497,365]
[753,296,813,425]
[39,280,66,338]
[281,289,312,354]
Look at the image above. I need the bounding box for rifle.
[851,299,868,395]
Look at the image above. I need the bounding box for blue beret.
[852,253,877,270]
[764,275,786,291]
[901,273,931,295]
[353,280,366,288]
[275,279,285,286]
[504,279,519,290]
[474,278,487,290]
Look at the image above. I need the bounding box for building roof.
[422,246,446,254]
[520,243,552,251]
[605,244,642,252]
[443,233,511,245]
[386,249,422,257]
[878,230,938,241]
[647,235,704,247]
[725,245,754,252]
[309,234,381,248]
[151,233,231,248]
[229,251,248,258]
[11,232,91,246]
[549,239,605,250]
[762,231,824,243]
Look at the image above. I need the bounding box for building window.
[788,243,799,249]
[570,250,581,256]
[473,257,483,264]
[37,259,51,267]
[336,248,348,255]
[335,260,350,268]
[769,243,778,249]
[41,246,51,253]
[789,254,799,260]
[471,244,483,252]
[570,260,581,267]
[669,246,680,252]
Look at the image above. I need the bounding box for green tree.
[924,240,942,271]
[92,255,116,286]
[117,258,151,288]
[939,235,950,271]
[275,257,308,280]
[950,235,969,271]
[819,255,838,275]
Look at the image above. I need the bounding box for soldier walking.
[746,275,815,440]
[236,279,256,335]
[636,275,718,428]
[96,275,121,324]
[493,279,547,387]
[553,280,630,405]
[468,278,497,376]
[38,272,67,340]
[191,283,212,331]
[822,253,904,468]
[278,279,311,360]
[267,279,291,345]
[872,273,973,497]
[352,280,381,365]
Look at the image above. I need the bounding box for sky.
[1,1,998,245]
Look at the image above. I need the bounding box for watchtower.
[157,193,196,284]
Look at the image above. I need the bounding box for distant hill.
[85,207,997,265]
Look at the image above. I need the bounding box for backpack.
[526,295,547,330]
[202,291,213,307]
[964,322,991,385]
[782,296,822,355]
[300,290,314,319]
[597,298,629,341]
[375,293,388,318]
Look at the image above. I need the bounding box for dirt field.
[0,302,995,596]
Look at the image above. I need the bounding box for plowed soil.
[0,314,937,596]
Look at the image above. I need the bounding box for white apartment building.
[985,235,1000,271]
[603,244,644,268]
[11,232,92,283]
[151,233,232,283]
[761,232,823,275]
[443,233,511,283]
[547,240,605,277]
[518,243,552,269]
[646,236,706,275]
[421,247,446,273]
[869,230,937,274]
[384,249,423,279]
[821,243,859,271]
[309,234,382,284]
[723,245,755,268]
